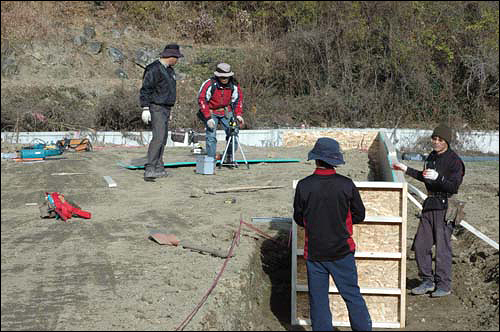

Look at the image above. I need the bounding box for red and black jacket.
[197,77,243,119]
[293,168,366,261]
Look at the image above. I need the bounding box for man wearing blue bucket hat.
[294,137,372,331]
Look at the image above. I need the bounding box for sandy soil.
[1,142,498,331]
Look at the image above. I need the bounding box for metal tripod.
[219,131,249,169]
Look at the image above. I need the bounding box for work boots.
[144,169,156,182]
[154,169,168,177]
[411,279,435,295]
[431,288,451,297]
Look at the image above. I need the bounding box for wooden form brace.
[291,181,407,329]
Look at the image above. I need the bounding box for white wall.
[2,128,498,154]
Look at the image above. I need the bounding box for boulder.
[108,47,124,63]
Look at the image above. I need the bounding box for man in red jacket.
[197,63,244,163]
[294,138,372,331]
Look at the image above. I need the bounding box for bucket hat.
[307,137,345,166]
[160,44,184,58]
[431,124,453,145]
[214,63,234,77]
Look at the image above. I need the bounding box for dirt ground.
[1,142,498,331]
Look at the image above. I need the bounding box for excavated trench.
[194,147,498,331]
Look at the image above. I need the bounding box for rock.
[115,68,128,79]
[1,57,18,77]
[73,35,87,46]
[108,47,124,63]
[175,72,186,81]
[190,188,203,197]
[111,29,121,39]
[123,26,134,37]
[87,41,102,55]
[32,52,42,61]
[135,49,156,67]
[83,24,96,39]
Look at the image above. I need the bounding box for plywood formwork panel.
[297,292,400,323]
[282,130,378,150]
[291,181,407,328]
[359,188,401,216]
[297,223,401,252]
[296,256,401,289]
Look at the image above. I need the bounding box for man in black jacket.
[294,137,372,331]
[394,124,465,297]
[139,44,183,181]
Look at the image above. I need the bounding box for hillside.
[1,1,499,133]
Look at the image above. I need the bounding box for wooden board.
[296,292,401,323]
[291,181,407,328]
[282,130,378,150]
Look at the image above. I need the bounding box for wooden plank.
[251,217,292,223]
[364,216,402,223]
[291,220,298,324]
[460,221,499,250]
[296,284,402,295]
[296,224,402,253]
[204,185,284,194]
[354,181,404,189]
[295,319,401,329]
[400,183,407,327]
[297,292,400,324]
[296,248,402,259]
[296,256,402,289]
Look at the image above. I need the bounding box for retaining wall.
[2,128,498,154]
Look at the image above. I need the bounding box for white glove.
[392,162,408,172]
[423,168,439,180]
[236,115,244,127]
[207,119,215,129]
[142,107,151,124]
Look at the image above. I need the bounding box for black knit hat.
[431,124,453,145]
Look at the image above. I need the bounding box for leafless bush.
[177,12,216,43]
[95,88,143,131]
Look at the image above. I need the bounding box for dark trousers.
[145,104,171,172]
[306,254,372,331]
[412,209,453,291]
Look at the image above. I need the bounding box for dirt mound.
[453,228,499,329]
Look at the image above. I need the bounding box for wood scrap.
[180,240,234,258]
[204,185,284,194]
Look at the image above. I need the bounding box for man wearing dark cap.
[293,137,372,331]
[394,124,465,297]
[140,44,183,181]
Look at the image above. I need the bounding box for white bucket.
[195,155,214,175]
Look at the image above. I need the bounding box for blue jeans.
[205,114,238,158]
[306,254,372,331]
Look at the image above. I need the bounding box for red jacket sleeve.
[198,79,213,119]
[231,83,243,116]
